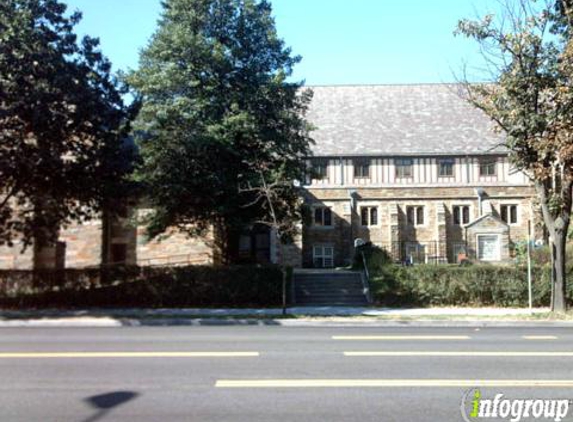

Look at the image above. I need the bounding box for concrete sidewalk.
[0,306,569,328]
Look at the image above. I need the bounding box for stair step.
[295,299,368,306]
[295,281,361,286]
[292,271,368,306]
[294,286,364,293]
[294,276,361,281]
[295,282,363,286]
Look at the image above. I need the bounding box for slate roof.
[305,84,506,157]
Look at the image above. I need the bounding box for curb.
[1,317,573,328]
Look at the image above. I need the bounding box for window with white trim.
[360,206,378,226]
[453,205,470,225]
[313,245,334,268]
[395,159,413,178]
[354,158,371,178]
[477,235,501,261]
[406,206,424,226]
[479,159,497,176]
[314,207,333,227]
[438,159,454,177]
[312,159,328,180]
[500,204,518,224]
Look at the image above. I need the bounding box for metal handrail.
[360,251,373,304]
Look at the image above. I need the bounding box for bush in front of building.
[353,242,393,273]
[0,265,284,308]
[369,263,573,307]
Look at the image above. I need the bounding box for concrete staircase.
[292,270,369,306]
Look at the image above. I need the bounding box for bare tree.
[240,166,305,315]
[456,0,573,312]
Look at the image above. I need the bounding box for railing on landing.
[360,251,373,304]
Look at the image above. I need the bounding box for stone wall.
[136,210,213,266]
[302,185,536,267]
[0,242,33,270]
[0,209,214,269]
[60,220,103,268]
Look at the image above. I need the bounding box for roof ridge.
[305,82,488,88]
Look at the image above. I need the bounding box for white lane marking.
[0,352,259,359]
[216,379,573,388]
[522,336,558,340]
[332,335,470,341]
[344,351,573,357]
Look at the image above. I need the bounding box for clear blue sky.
[63,0,500,85]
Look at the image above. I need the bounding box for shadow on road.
[82,391,139,422]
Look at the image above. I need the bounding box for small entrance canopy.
[465,213,510,262]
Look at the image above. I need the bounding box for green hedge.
[370,264,569,307]
[0,265,284,308]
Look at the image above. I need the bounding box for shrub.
[353,242,392,274]
[0,265,284,309]
[370,264,563,307]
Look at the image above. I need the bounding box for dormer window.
[479,158,497,176]
[438,159,454,177]
[395,158,413,178]
[354,158,370,178]
[313,159,328,180]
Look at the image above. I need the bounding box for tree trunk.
[551,230,568,313]
[282,264,287,316]
[535,181,570,313]
[212,218,231,266]
[279,240,288,315]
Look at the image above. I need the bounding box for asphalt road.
[1,326,573,421]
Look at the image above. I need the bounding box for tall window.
[406,206,424,226]
[360,207,378,226]
[438,159,454,177]
[500,204,518,224]
[313,159,328,179]
[313,245,334,268]
[479,158,497,176]
[314,207,332,226]
[453,205,470,225]
[395,158,413,178]
[354,159,370,178]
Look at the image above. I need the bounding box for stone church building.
[0,84,536,270]
[300,84,534,268]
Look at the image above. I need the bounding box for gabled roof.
[305,84,506,157]
[464,212,508,230]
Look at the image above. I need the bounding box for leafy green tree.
[0,0,134,250]
[128,0,313,263]
[456,0,573,312]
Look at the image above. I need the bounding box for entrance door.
[477,235,500,261]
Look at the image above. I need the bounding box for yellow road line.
[0,352,259,359]
[216,379,573,388]
[332,335,470,341]
[523,336,558,340]
[344,351,573,357]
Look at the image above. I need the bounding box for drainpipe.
[348,189,358,265]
